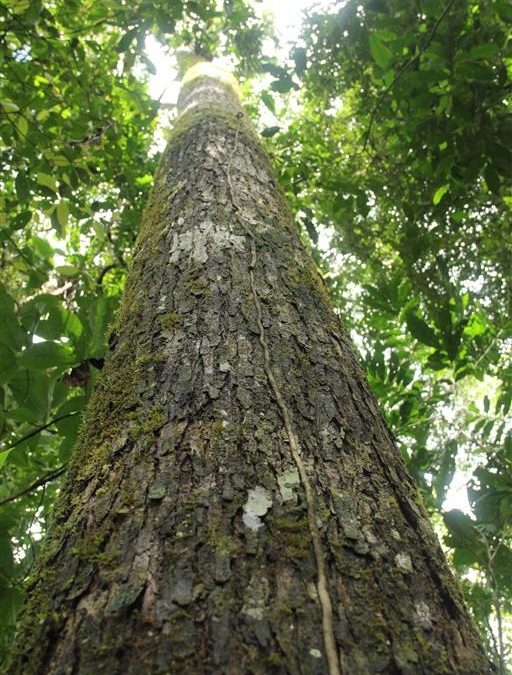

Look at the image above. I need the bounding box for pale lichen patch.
[242,486,272,530]
[278,468,300,502]
[168,220,245,265]
[414,601,433,630]
[395,552,413,573]
[148,485,166,500]
[307,582,319,601]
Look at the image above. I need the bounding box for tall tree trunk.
[8,64,489,675]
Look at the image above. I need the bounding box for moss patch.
[158,311,181,331]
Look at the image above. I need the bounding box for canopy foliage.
[0,0,511,669]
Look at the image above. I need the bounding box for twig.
[1,412,79,453]
[362,0,455,151]
[96,263,119,287]
[0,463,68,506]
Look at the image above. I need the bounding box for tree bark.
[7,64,490,675]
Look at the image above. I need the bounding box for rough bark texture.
[7,67,490,675]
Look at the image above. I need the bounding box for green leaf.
[36,306,82,341]
[452,547,479,568]
[141,54,156,75]
[469,44,499,61]
[270,77,296,93]
[18,342,76,370]
[374,29,397,41]
[63,311,83,340]
[37,172,57,192]
[497,393,511,417]
[261,91,275,114]
[434,440,457,507]
[463,313,488,338]
[135,174,153,187]
[13,210,32,230]
[427,350,449,371]
[56,201,70,229]
[406,313,440,348]
[6,0,30,14]
[497,2,512,21]
[17,114,28,137]
[0,100,19,113]
[0,282,26,350]
[7,406,39,423]
[292,47,307,77]
[0,449,11,470]
[443,509,481,550]
[0,343,17,385]
[369,34,393,69]
[55,265,79,277]
[84,296,113,358]
[32,235,54,260]
[484,162,500,193]
[423,0,443,17]
[261,126,280,137]
[54,411,81,437]
[433,184,449,205]
[304,218,318,244]
[15,173,30,202]
[117,26,139,53]
[261,62,288,78]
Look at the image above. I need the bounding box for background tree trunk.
[8,64,489,675]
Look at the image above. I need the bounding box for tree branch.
[363,0,455,151]
[0,463,68,507]
[96,263,119,287]
[1,412,79,453]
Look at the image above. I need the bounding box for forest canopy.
[0,0,511,670]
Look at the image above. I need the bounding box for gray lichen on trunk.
[7,63,490,674]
